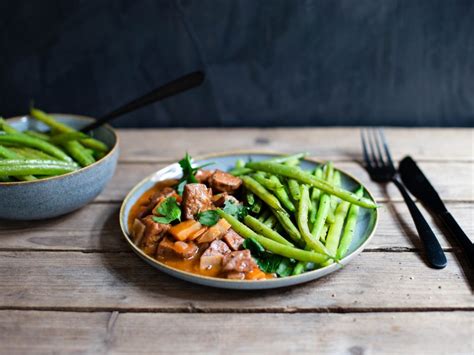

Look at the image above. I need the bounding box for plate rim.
[119,150,379,288]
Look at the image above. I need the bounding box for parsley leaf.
[178,152,198,184]
[197,210,220,226]
[222,200,248,220]
[243,237,296,277]
[152,197,181,224]
[176,153,214,195]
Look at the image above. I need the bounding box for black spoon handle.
[392,178,447,269]
[80,71,205,132]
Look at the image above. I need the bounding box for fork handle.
[392,178,447,269]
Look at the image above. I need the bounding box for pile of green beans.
[0,108,110,182]
[226,153,376,276]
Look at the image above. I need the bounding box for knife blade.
[399,156,473,268]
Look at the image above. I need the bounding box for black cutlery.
[79,71,205,132]
[399,156,474,268]
[361,129,447,269]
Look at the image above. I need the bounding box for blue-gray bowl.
[0,114,119,220]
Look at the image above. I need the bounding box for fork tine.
[378,128,396,170]
[371,128,386,167]
[360,129,373,169]
[366,129,381,167]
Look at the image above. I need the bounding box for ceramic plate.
[119,152,378,289]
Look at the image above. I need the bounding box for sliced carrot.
[169,220,203,241]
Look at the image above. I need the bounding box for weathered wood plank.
[116,128,474,162]
[0,252,471,311]
[96,161,474,202]
[1,311,472,355]
[0,202,471,251]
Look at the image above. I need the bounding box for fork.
[361,129,447,269]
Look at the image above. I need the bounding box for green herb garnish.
[197,210,220,226]
[176,153,213,195]
[243,238,296,277]
[152,197,181,224]
[222,199,248,220]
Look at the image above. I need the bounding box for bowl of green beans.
[0,109,119,220]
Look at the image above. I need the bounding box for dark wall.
[1,0,473,127]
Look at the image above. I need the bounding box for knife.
[399,156,474,268]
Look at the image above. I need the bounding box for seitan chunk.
[200,240,231,270]
[140,216,171,256]
[222,229,245,251]
[222,250,257,273]
[209,170,242,193]
[182,183,214,220]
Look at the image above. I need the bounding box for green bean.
[0,145,21,159]
[30,108,74,133]
[287,179,301,200]
[252,173,283,190]
[229,167,253,176]
[266,152,308,164]
[310,167,323,201]
[217,210,328,264]
[0,118,20,134]
[0,159,78,176]
[50,132,88,145]
[246,161,377,209]
[241,176,283,210]
[325,164,337,223]
[0,175,13,182]
[235,159,246,169]
[269,175,295,211]
[0,146,37,181]
[30,108,109,152]
[9,147,58,160]
[263,214,278,228]
[0,134,72,162]
[272,209,302,243]
[297,185,332,256]
[79,138,109,152]
[244,215,294,246]
[337,188,363,259]
[311,194,331,239]
[24,130,51,141]
[62,141,96,167]
[324,200,351,265]
[309,199,318,224]
[323,162,334,182]
[320,224,329,242]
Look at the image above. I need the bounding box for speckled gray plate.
[0,114,119,220]
[120,152,378,290]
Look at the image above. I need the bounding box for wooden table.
[1,128,473,354]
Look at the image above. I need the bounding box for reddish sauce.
[128,179,274,280]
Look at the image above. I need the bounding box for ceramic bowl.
[120,152,378,290]
[0,114,119,220]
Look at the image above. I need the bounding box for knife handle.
[392,178,447,269]
[439,212,474,268]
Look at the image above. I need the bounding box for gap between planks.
[0,305,472,314]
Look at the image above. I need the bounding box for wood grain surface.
[1,128,472,355]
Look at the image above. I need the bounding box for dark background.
[1,0,473,127]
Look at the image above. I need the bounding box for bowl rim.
[119,150,379,285]
[0,114,119,186]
